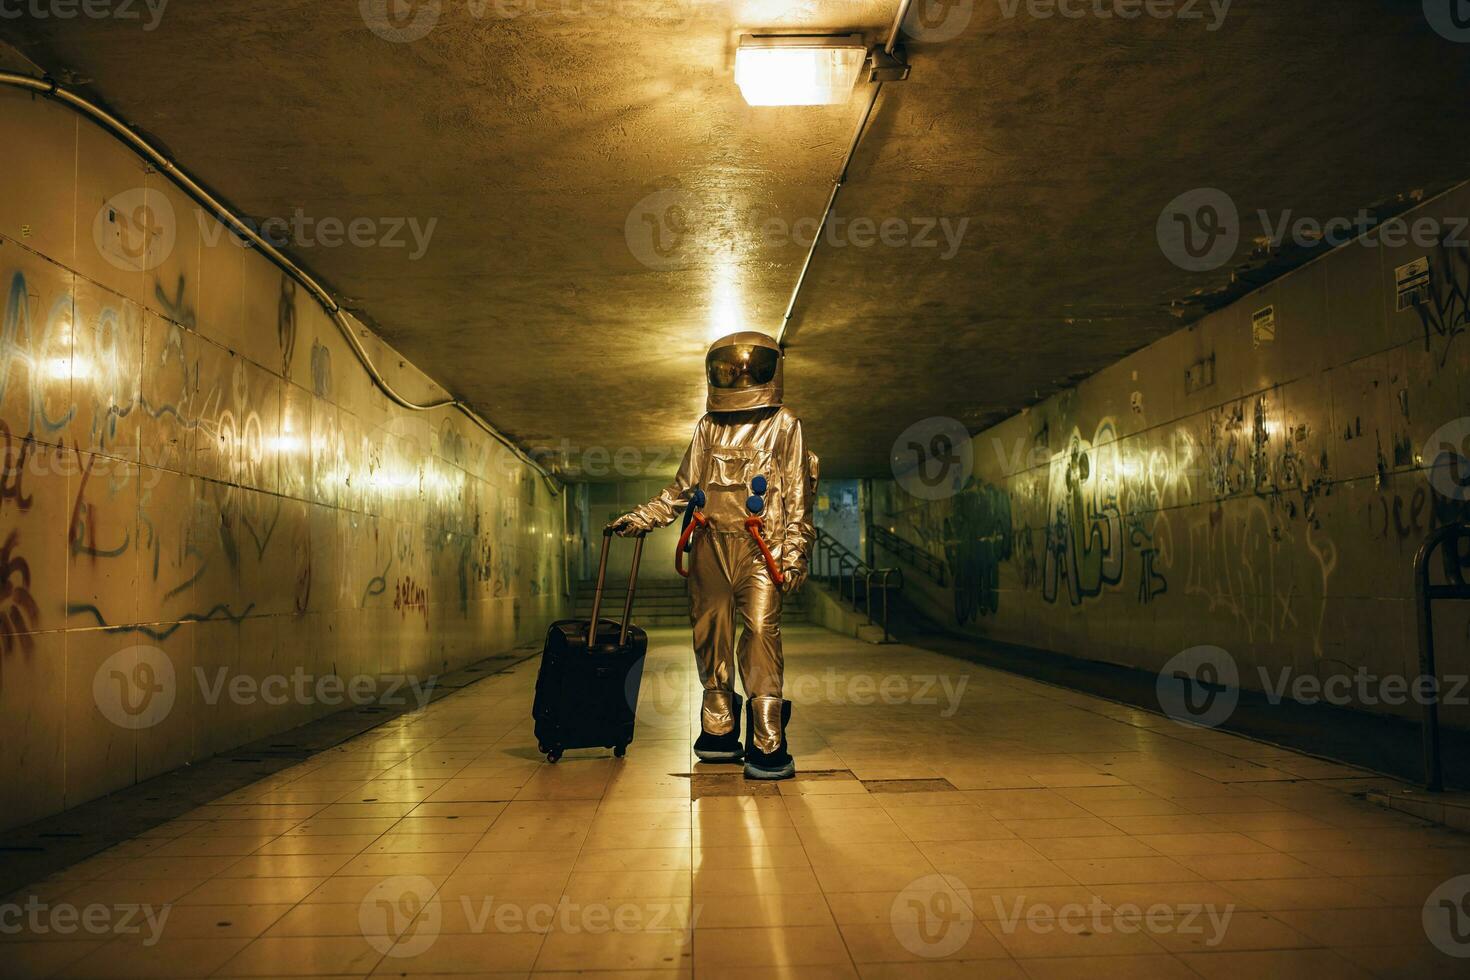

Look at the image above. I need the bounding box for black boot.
[743,697,795,780]
[694,693,743,763]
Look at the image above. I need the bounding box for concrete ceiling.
[3,1,1468,479]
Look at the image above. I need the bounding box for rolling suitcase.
[532,527,649,763]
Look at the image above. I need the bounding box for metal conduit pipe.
[0,71,561,493]
[776,0,915,349]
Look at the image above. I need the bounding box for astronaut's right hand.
[609,513,651,537]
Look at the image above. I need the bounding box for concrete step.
[587,596,690,603]
[574,585,807,613]
[565,606,811,627]
[574,590,691,600]
[573,608,809,621]
[570,608,690,617]
[578,581,687,592]
[572,581,810,633]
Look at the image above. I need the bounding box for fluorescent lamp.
[735,33,866,107]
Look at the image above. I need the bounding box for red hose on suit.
[744,516,786,586]
[675,511,709,578]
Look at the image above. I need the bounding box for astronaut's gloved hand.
[609,513,651,537]
[780,563,807,594]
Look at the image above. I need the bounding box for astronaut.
[612,331,816,779]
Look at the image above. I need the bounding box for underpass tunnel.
[1,2,1469,977]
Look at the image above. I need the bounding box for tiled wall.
[0,87,570,829]
[585,481,686,582]
[876,183,1470,725]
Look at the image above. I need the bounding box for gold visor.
[706,344,781,390]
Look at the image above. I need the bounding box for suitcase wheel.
[546,748,563,763]
[613,744,627,758]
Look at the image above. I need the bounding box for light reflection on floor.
[2,625,1466,978]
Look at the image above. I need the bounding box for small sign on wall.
[1251,305,1277,349]
[1395,256,1431,311]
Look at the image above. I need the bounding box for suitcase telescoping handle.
[588,526,646,648]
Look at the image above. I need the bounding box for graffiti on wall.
[1010,419,1185,611]
[1415,245,1468,367]
[0,262,563,695]
[0,421,33,512]
[943,480,1012,623]
[1,271,75,439]
[394,575,428,626]
[1039,424,1125,606]
[0,530,38,663]
[880,392,1357,657]
[277,275,298,378]
[1367,483,1470,543]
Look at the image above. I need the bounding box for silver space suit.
[613,331,816,779]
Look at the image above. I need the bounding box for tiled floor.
[4,625,1469,978]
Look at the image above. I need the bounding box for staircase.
[859,522,959,643]
[571,579,809,627]
[867,523,947,586]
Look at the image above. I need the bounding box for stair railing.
[814,528,870,601]
[867,523,947,586]
[813,528,901,638]
[864,567,905,643]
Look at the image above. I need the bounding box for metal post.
[619,534,644,648]
[881,569,892,643]
[587,527,613,645]
[1414,582,1442,793]
[1415,528,1449,792]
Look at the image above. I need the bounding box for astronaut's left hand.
[780,564,807,594]
[609,513,651,537]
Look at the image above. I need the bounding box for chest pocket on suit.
[708,447,774,491]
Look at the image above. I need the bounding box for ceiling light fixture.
[734,33,867,107]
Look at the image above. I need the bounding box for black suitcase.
[532,527,649,762]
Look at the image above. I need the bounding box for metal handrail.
[867,523,947,586]
[1413,521,1470,792]
[836,554,852,602]
[815,528,871,598]
[864,567,905,643]
[813,529,901,639]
